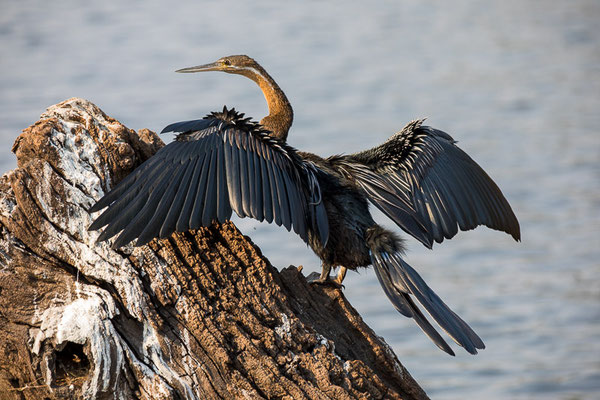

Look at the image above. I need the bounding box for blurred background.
[1,1,598,398]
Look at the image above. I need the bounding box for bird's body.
[299,152,377,272]
[89,55,520,356]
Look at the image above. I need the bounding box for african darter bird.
[89,55,520,356]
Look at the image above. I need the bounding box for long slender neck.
[238,64,293,142]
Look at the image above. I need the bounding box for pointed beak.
[175,62,221,73]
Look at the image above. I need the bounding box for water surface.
[1,1,599,398]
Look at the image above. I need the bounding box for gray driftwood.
[0,98,428,400]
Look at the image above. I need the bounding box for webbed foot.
[307,266,347,289]
[307,273,344,289]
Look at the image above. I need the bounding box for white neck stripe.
[231,65,269,83]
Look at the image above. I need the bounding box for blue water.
[1,1,599,398]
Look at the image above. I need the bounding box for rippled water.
[1,1,599,398]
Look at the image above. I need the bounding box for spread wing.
[89,110,329,248]
[334,119,520,248]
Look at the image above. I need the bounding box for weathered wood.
[0,98,428,399]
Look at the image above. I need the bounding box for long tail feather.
[370,249,484,355]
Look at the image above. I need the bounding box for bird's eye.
[223,60,231,66]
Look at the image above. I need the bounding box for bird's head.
[176,54,292,141]
[176,55,261,77]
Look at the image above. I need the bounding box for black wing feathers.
[202,149,219,226]
[340,120,520,247]
[215,148,232,223]
[372,250,485,355]
[250,141,264,222]
[89,108,328,248]
[160,117,220,136]
[190,151,212,230]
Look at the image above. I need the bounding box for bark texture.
[0,98,428,400]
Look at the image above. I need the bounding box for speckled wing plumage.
[335,119,520,248]
[89,107,329,248]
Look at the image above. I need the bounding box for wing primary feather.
[237,136,251,217]
[96,187,153,243]
[89,155,166,223]
[153,162,190,237]
[246,137,258,219]
[176,155,203,231]
[463,166,500,226]
[271,154,290,229]
[110,164,180,247]
[202,148,218,226]
[421,183,445,242]
[273,156,293,231]
[226,133,244,218]
[135,163,188,245]
[264,146,281,226]
[99,166,173,244]
[215,143,232,223]
[159,155,197,237]
[258,148,273,223]
[281,168,296,232]
[419,179,443,242]
[409,175,433,235]
[435,155,477,231]
[454,165,489,227]
[250,140,264,221]
[287,171,305,237]
[427,173,458,241]
[189,150,212,230]
[90,150,167,213]
[109,167,177,248]
[476,172,510,226]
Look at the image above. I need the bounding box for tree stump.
[0,98,428,400]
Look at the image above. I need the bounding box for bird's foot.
[306,272,345,289]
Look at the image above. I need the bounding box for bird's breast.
[307,170,374,269]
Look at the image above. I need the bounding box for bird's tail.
[366,226,485,356]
